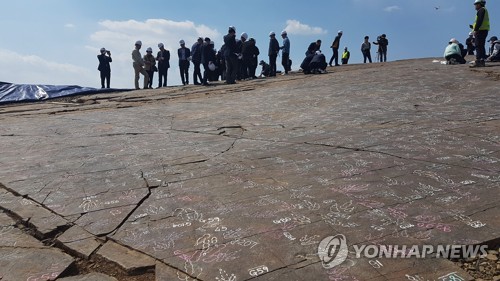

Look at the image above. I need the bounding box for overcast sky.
[0,0,498,88]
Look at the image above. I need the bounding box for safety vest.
[473,7,490,31]
[342,51,350,59]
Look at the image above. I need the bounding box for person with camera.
[373,34,389,62]
[156,43,170,88]
[97,48,112,88]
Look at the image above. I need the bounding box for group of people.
[444,0,498,66]
[299,31,389,74]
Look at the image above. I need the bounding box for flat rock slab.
[0,60,499,280]
[96,240,156,274]
[0,247,74,281]
[58,273,118,281]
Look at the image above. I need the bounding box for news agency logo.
[318,234,348,269]
[318,234,488,269]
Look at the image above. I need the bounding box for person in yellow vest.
[341,47,350,65]
[470,0,490,67]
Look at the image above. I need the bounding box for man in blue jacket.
[280,30,291,75]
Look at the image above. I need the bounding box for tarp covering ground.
[0,81,131,104]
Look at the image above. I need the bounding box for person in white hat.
[444,38,466,65]
[132,40,149,90]
[97,47,112,88]
[237,32,249,79]
[143,47,156,89]
[329,30,343,67]
[156,43,170,88]
[268,31,280,77]
[280,30,291,75]
[177,39,191,85]
[470,0,490,68]
[465,32,476,55]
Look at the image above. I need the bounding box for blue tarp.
[0,81,131,104]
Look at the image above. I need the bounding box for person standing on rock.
[268,31,280,77]
[224,26,238,84]
[329,30,343,67]
[191,37,204,85]
[465,32,476,55]
[143,47,156,89]
[280,30,291,75]
[178,40,191,85]
[156,43,170,88]
[470,0,490,68]
[361,36,372,63]
[132,40,149,90]
[373,34,389,62]
[97,48,112,88]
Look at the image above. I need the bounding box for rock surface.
[0,59,499,280]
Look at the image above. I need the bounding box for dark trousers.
[475,30,488,61]
[379,49,387,62]
[225,56,238,84]
[193,62,202,84]
[363,51,372,63]
[269,54,277,76]
[146,70,154,88]
[329,48,339,65]
[248,60,258,78]
[179,60,190,85]
[100,71,110,88]
[239,59,248,80]
[445,54,466,64]
[282,53,290,74]
[158,69,168,87]
[202,63,209,84]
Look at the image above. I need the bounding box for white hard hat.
[269,31,276,36]
[474,0,485,4]
[315,50,322,55]
[208,62,216,71]
[179,40,185,45]
[146,47,153,52]
[229,26,236,32]
[135,40,142,46]
[338,30,343,34]
[241,32,248,40]
[449,38,458,44]
[281,30,287,35]
[469,32,474,36]
[158,43,164,48]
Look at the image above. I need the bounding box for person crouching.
[444,39,467,65]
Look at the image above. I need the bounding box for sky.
[0,0,498,89]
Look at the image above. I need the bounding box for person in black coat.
[191,37,204,85]
[373,34,389,62]
[309,51,327,74]
[268,32,280,77]
[224,26,238,84]
[243,38,260,79]
[97,48,112,88]
[201,38,216,85]
[306,40,322,56]
[156,43,170,88]
[178,40,191,85]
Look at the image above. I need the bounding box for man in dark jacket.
[191,37,203,85]
[243,38,260,79]
[268,31,280,77]
[178,40,191,85]
[465,32,476,55]
[373,34,389,62]
[237,32,248,80]
[306,40,322,56]
[329,31,343,66]
[97,48,112,88]
[470,0,490,67]
[309,51,327,74]
[156,43,170,88]
[224,26,238,84]
[201,39,216,86]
